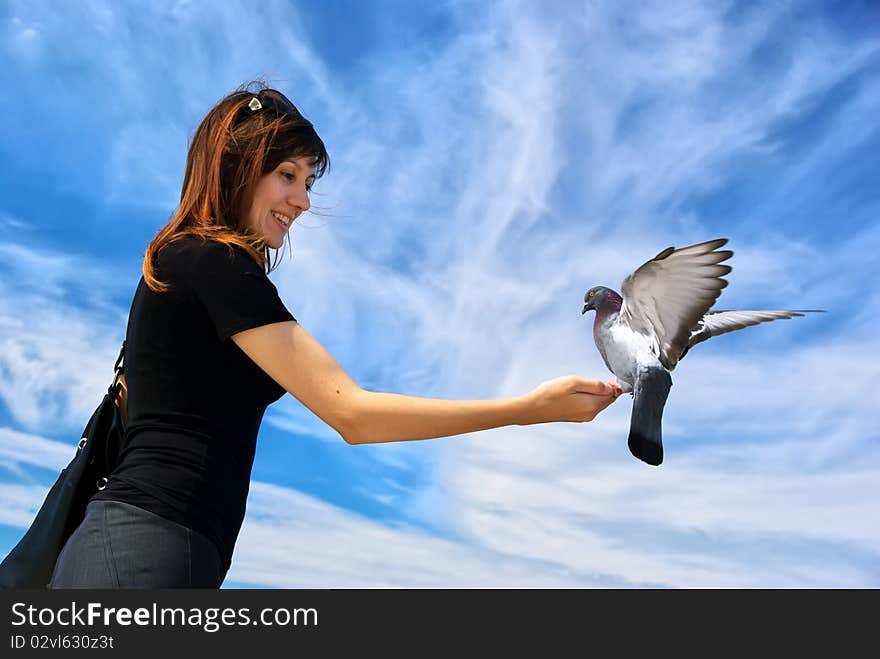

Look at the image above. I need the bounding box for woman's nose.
[288,187,310,214]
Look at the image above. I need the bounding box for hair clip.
[247,96,263,112]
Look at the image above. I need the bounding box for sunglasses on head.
[245,90,312,126]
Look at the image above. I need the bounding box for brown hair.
[143,81,329,293]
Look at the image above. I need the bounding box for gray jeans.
[48,499,226,589]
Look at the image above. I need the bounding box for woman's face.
[246,156,314,248]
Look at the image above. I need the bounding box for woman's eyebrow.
[283,158,315,176]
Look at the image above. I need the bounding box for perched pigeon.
[581,238,822,466]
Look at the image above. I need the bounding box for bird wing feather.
[686,309,823,350]
[620,238,732,370]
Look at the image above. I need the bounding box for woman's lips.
[271,210,291,230]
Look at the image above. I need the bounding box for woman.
[48,83,622,589]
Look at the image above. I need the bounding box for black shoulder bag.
[0,342,127,589]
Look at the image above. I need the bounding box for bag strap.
[110,341,125,395]
[114,341,125,374]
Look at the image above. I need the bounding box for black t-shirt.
[92,235,295,570]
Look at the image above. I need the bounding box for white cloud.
[229,481,635,587]
[0,432,633,588]
[0,243,128,433]
[0,0,877,587]
[0,211,35,233]
[0,427,74,472]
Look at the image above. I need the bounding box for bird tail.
[628,366,672,466]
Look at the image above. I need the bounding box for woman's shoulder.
[158,235,263,277]
[159,235,241,262]
[160,234,219,254]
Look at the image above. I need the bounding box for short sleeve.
[186,240,296,342]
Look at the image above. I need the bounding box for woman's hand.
[114,372,128,426]
[517,375,622,425]
[114,372,128,404]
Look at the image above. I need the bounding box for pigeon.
[581,238,822,467]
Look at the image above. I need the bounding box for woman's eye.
[281,171,313,191]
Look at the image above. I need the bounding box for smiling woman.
[44,80,621,590]
[141,84,329,292]
[247,155,315,250]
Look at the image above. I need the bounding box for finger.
[574,378,614,395]
[596,388,624,407]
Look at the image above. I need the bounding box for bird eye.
[588,291,595,298]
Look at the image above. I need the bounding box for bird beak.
[582,304,589,314]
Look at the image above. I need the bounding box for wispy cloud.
[0,431,635,587]
[1,0,877,587]
[0,243,129,432]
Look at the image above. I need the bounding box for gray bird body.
[593,312,659,394]
[582,238,822,466]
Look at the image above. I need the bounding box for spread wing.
[685,309,824,352]
[620,238,732,370]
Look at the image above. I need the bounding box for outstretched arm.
[232,321,621,445]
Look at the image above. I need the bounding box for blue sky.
[1,0,878,587]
